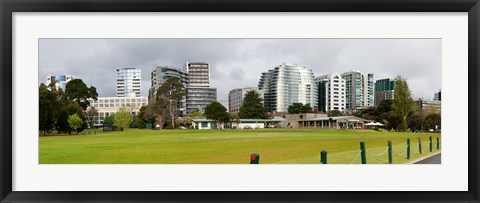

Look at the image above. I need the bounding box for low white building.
[192,118,285,130]
[87,93,147,127]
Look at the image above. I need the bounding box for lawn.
[39,128,441,164]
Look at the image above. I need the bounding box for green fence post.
[250,153,260,164]
[388,140,392,164]
[418,137,422,155]
[429,136,432,152]
[321,150,327,164]
[360,141,366,164]
[437,137,440,150]
[407,138,411,160]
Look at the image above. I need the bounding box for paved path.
[414,153,441,164]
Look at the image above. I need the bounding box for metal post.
[418,137,422,155]
[407,138,411,160]
[436,137,440,150]
[250,153,260,164]
[360,141,366,164]
[388,140,392,164]
[429,136,432,152]
[321,150,327,164]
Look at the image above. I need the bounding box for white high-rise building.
[258,63,317,112]
[316,72,346,113]
[45,74,74,90]
[116,68,141,97]
[341,70,374,112]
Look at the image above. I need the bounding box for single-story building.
[192,117,285,130]
[285,113,371,129]
[191,119,218,129]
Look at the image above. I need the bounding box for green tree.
[392,76,415,132]
[188,109,204,118]
[204,102,229,129]
[67,113,83,134]
[155,78,187,128]
[424,113,441,132]
[238,90,268,119]
[103,114,115,126]
[114,108,132,132]
[143,99,157,123]
[136,106,147,129]
[65,79,98,110]
[287,103,312,114]
[407,113,423,132]
[380,111,402,131]
[229,112,240,123]
[39,84,55,135]
[327,110,343,117]
[57,101,86,134]
[376,100,393,114]
[355,107,377,120]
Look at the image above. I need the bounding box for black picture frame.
[1,0,479,202]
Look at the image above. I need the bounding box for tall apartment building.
[228,87,263,113]
[434,89,441,101]
[45,74,74,90]
[258,63,317,112]
[116,68,141,97]
[316,72,346,113]
[374,78,396,106]
[184,62,210,87]
[183,62,217,113]
[148,66,189,115]
[341,70,374,112]
[258,70,274,111]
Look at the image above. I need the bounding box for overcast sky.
[39,39,441,107]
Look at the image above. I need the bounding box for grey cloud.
[39,38,441,107]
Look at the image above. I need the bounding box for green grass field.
[39,128,441,164]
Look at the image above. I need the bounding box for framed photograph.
[1,0,479,202]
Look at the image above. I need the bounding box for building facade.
[183,62,217,114]
[285,113,370,129]
[87,94,148,127]
[258,70,274,111]
[434,89,442,101]
[185,86,217,113]
[116,68,141,97]
[341,70,374,112]
[416,99,441,115]
[374,78,396,106]
[228,87,263,113]
[45,74,74,90]
[148,66,189,115]
[315,72,346,113]
[184,62,210,87]
[258,63,317,112]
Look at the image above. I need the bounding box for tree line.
[39,79,98,135]
[354,76,441,132]
[136,78,269,129]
